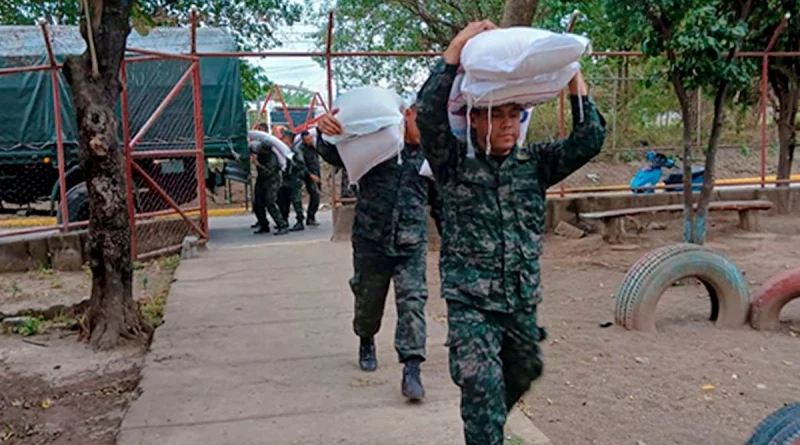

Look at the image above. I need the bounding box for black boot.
[402,358,425,401]
[289,220,305,232]
[358,337,377,372]
[274,226,289,236]
[254,226,270,234]
[306,217,319,226]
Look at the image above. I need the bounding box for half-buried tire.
[750,268,800,331]
[615,244,750,332]
[745,403,800,445]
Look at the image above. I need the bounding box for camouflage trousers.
[253,175,286,230]
[446,301,546,445]
[349,241,428,362]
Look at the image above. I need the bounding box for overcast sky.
[247,23,333,101]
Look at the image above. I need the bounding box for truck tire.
[746,403,800,445]
[56,182,90,224]
[750,268,800,331]
[615,244,750,332]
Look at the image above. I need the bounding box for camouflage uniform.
[253,143,288,231]
[317,138,438,362]
[300,142,322,222]
[416,60,607,445]
[279,146,307,223]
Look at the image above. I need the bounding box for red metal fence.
[0,22,208,260]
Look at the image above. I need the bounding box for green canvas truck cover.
[0,26,248,162]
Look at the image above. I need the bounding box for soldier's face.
[470,104,522,155]
[302,134,314,145]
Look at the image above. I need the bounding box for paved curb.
[506,408,552,445]
[0,207,248,228]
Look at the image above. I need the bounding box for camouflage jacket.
[317,137,438,257]
[284,145,308,185]
[416,60,607,313]
[255,142,283,185]
[300,143,321,177]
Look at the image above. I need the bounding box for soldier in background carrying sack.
[417,21,607,445]
[316,100,439,402]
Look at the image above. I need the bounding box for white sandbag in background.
[322,86,406,145]
[337,124,404,184]
[248,130,294,171]
[322,86,409,184]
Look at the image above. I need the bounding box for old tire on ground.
[750,268,800,331]
[615,244,750,332]
[746,403,800,445]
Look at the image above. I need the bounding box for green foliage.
[621,149,637,163]
[309,0,505,92]
[606,1,755,94]
[4,317,43,337]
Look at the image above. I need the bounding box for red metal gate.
[120,50,208,260]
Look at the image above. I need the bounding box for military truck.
[0,26,249,222]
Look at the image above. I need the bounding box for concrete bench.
[579,200,774,243]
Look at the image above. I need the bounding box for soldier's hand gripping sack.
[321,86,407,184]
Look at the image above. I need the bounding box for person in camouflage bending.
[251,126,289,236]
[280,131,308,232]
[416,21,607,445]
[316,100,439,401]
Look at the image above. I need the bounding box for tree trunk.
[501,0,539,27]
[775,86,798,183]
[694,82,731,245]
[670,71,695,243]
[62,0,152,350]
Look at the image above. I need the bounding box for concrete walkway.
[118,212,550,445]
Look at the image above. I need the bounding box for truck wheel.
[750,268,800,331]
[615,244,750,332]
[745,403,800,445]
[56,182,90,224]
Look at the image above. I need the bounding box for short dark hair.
[301,130,310,137]
[256,122,268,131]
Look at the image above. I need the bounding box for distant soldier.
[298,131,322,226]
[416,21,608,445]
[276,131,307,232]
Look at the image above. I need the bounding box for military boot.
[358,337,377,372]
[274,226,289,236]
[401,358,425,401]
[289,221,305,232]
[306,217,319,226]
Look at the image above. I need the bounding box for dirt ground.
[425,212,800,445]
[0,257,178,318]
[0,256,179,445]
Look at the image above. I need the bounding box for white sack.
[322,86,406,145]
[337,123,405,185]
[248,130,293,171]
[419,159,434,179]
[461,27,589,82]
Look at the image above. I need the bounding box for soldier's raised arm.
[532,72,607,188]
[314,109,345,169]
[416,20,496,179]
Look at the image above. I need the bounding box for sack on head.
[460,27,590,82]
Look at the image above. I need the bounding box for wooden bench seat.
[579,200,774,243]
